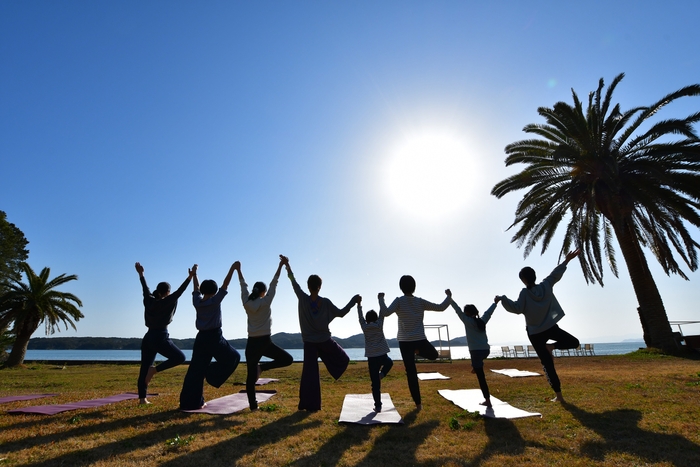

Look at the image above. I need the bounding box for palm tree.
[491,73,700,352]
[0,263,83,367]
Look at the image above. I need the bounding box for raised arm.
[135,262,150,297]
[422,289,453,312]
[357,302,366,326]
[332,294,362,318]
[282,255,304,298]
[234,261,250,303]
[192,264,200,293]
[481,296,501,324]
[450,298,466,321]
[221,262,236,291]
[274,255,287,282]
[171,264,197,299]
[378,292,396,316]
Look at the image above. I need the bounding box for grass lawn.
[1,352,699,466]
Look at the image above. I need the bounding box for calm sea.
[23,342,645,362]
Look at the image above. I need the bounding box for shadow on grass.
[4,409,247,466]
[17,409,312,467]
[563,402,700,467]
[158,411,319,467]
[353,409,440,466]
[463,417,561,466]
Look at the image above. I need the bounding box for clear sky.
[2,1,699,345]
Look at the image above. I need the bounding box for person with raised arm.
[358,295,393,413]
[135,262,195,405]
[234,256,294,411]
[498,249,581,402]
[284,255,361,411]
[450,295,501,407]
[379,276,452,411]
[179,263,241,410]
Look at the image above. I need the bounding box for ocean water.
[23,342,645,362]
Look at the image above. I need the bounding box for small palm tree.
[0,263,83,367]
[491,73,700,351]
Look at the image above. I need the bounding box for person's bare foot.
[551,392,565,403]
[479,399,492,407]
[138,398,151,405]
[470,368,476,374]
[145,366,157,385]
[416,403,423,411]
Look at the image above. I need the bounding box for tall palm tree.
[0,263,83,367]
[491,73,700,351]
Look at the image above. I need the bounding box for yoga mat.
[491,369,541,378]
[255,378,279,385]
[438,389,541,419]
[181,390,277,415]
[0,394,58,404]
[338,394,403,425]
[7,393,152,415]
[417,372,450,380]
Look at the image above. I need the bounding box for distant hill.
[26,333,468,350]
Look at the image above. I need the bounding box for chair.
[500,346,514,358]
[584,343,595,356]
[513,345,527,358]
[573,345,582,356]
[526,345,536,357]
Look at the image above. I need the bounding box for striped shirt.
[357,305,390,357]
[380,294,450,342]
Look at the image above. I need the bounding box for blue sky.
[2,1,699,345]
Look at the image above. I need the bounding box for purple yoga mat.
[181,390,276,415]
[7,393,155,415]
[0,394,59,404]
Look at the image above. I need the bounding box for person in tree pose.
[284,255,361,411]
[179,263,241,410]
[379,276,451,410]
[234,256,293,411]
[498,249,581,402]
[357,296,393,412]
[450,295,500,407]
[135,262,194,405]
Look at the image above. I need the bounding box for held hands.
[279,255,289,266]
[189,264,198,278]
[353,294,362,304]
[135,262,144,275]
[445,289,452,297]
[494,295,501,304]
[232,261,241,271]
[377,292,385,300]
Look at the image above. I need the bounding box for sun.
[384,128,476,221]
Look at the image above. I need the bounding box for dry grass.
[1,353,699,466]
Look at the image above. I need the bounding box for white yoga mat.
[491,369,541,377]
[438,389,541,419]
[338,394,403,425]
[417,372,450,380]
[181,391,276,415]
[255,378,279,385]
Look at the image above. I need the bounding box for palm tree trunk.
[613,220,677,351]
[4,317,39,367]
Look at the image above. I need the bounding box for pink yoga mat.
[7,393,155,415]
[0,394,58,404]
[181,390,276,415]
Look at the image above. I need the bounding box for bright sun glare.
[385,129,476,221]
